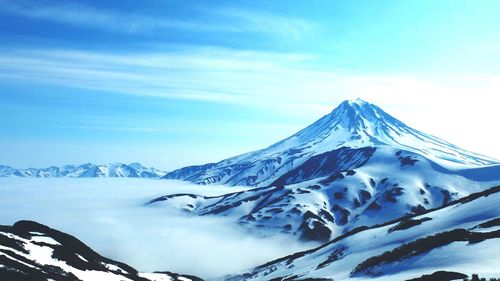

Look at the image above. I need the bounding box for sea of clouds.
[0,178,314,279]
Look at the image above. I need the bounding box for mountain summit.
[164,99,498,187]
[154,99,500,243]
[276,98,495,166]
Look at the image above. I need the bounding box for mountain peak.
[347,97,369,106]
[335,98,376,114]
[323,98,386,134]
[164,99,498,187]
[282,99,497,167]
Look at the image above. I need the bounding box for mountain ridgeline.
[0,163,166,178]
[152,99,500,243]
[163,98,498,186]
[149,99,500,280]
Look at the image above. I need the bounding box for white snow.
[139,273,173,281]
[30,235,61,246]
[0,230,134,281]
[164,99,498,187]
[104,263,125,273]
[234,188,500,280]
[152,145,500,242]
[0,162,167,178]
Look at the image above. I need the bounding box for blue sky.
[1,0,499,169]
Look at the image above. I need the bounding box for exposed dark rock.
[272,147,376,186]
[154,271,204,281]
[440,189,458,205]
[352,228,500,276]
[333,192,344,200]
[345,169,356,176]
[299,211,332,242]
[405,270,468,281]
[359,190,372,204]
[399,156,419,166]
[318,209,335,224]
[410,204,426,214]
[331,205,350,226]
[366,201,381,211]
[369,178,376,187]
[383,187,404,203]
[320,173,345,185]
[473,218,500,229]
[388,217,432,233]
[353,199,361,208]
[316,246,347,269]
[296,188,312,194]
[306,185,322,190]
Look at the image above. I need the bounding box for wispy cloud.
[2,1,316,40]
[0,47,315,107]
[1,42,500,166]
[209,8,316,41]
[1,47,499,114]
[2,45,499,162]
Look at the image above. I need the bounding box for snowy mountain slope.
[163,99,498,187]
[0,163,166,178]
[225,186,500,281]
[148,146,500,242]
[0,220,203,281]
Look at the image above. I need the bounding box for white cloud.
[0,178,315,279]
[1,46,499,161]
[2,1,316,39]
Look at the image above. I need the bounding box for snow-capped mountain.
[226,186,500,281]
[149,146,500,242]
[0,220,202,281]
[151,99,500,242]
[164,98,498,187]
[0,163,166,178]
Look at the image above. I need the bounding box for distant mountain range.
[0,163,166,178]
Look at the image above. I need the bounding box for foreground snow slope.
[0,162,166,178]
[163,99,498,187]
[0,220,202,281]
[226,186,500,281]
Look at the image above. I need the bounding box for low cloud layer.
[0,178,315,279]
